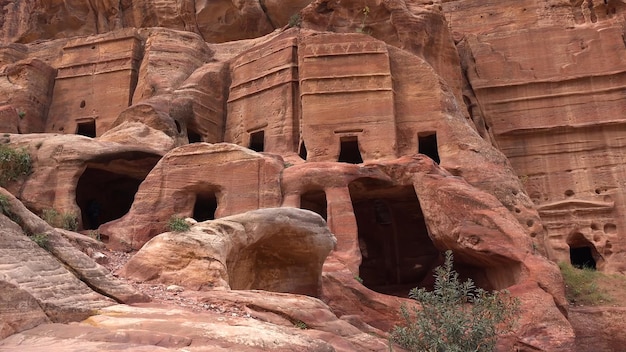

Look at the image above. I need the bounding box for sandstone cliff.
[2,0,626,351]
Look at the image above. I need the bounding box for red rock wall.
[445,0,626,271]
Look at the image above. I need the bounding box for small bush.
[390,251,519,352]
[559,262,610,305]
[41,208,78,231]
[293,320,307,329]
[29,233,49,249]
[288,13,301,28]
[168,216,190,232]
[0,194,21,224]
[0,144,32,186]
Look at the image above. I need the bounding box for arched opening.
[193,192,218,221]
[77,168,143,230]
[76,154,160,231]
[188,129,202,143]
[299,141,308,160]
[76,119,96,138]
[349,178,439,296]
[249,130,265,152]
[568,232,598,269]
[338,136,363,164]
[418,132,440,164]
[300,189,327,220]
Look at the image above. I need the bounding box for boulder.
[120,208,336,297]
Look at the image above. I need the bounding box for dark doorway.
[570,246,597,269]
[249,130,265,152]
[76,168,142,230]
[188,130,202,143]
[193,192,218,221]
[338,136,363,164]
[418,132,440,164]
[349,178,439,296]
[299,141,308,160]
[300,189,327,220]
[76,120,96,138]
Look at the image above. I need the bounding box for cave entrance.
[188,129,202,143]
[299,141,308,160]
[418,132,440,164]
[568,232,598,269]
[76,168,143,230]
[338,136,363,164]
[349,178,439,296]
[76,119,96,138]
[570,247,596,269]
[193,192,218,221]
[249,130,265,152]
[300,189,327,220]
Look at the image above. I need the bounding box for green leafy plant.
[559,262,610,305]
[390,251,519,352]
[29,233,49,249]
[354,275,364,284]
[167,216,190,232]
[61,212,78,231]
[41,208,78,231]
[0,144,32,186]
[294,320,308,329]
[288,13,302,28]
[18,110,26,119]
[0,194,10,215]
[89,230,101,241]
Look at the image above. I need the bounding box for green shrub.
[167,216,190,232]
[41,208,78,231]
[390,251,519,352]
[288,13,301,28]
[0,144,32,186]
[29,233,49,249]
[0,194,20,224]
[293,320,308,329]
[559,262,610,305]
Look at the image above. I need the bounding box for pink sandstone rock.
[120,208,335,297]
[100,143,283,250]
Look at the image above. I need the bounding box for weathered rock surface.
[0,297,399,351]
[120,208,336,297]
[0,212,113,339]
[4,0,626,350]
[0,188,149,306]
[569,306,626,352]
[101,143,284,250]
[447,0,626,272]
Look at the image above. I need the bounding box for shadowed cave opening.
[193,192,218,221]
[249,130,265,152]
[568,233,598,269]
[76,119,96,138]
[570,247,596,269]
[188,129,202,143]
[299,141,307,160]
[349,178,439,296]
[418,132,440,164]
[338,136,363,164]
[77,168,143,230]
[76,154,160,231]
[300,189,327,220]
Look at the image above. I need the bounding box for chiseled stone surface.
[4,0,626,351]
[100,143,284,250]
[120,208,336,297]
[447,0,626,272]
